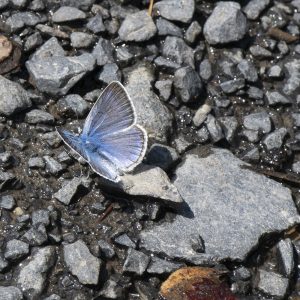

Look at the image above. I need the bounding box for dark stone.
[25,109,54,125]
[57,94,89,118]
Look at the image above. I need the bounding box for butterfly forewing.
[82,81,135,138]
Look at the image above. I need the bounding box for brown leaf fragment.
[267,27,299,43]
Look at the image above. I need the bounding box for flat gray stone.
[154,0,195,23]
[125,64,173,143]
[140,148,300,262]
[4,239,29,260]
[243,111,272,133]
[277,239,294,278]
[17,246,56,299]
[204,2,248,45]
[31,37,65,61]
[26,53,95,96]
[266,91,292,105]
[243,0,270,20]
[92,37,114,66]
[25,109,54,124]
[103,164,183,205]
[147,257,184,274]
[64,240,101,285]
[283,59,300,95]
[0,286,23,300]
[0,76,32,116]
[262,128,287,150]
[123,248,150,275]
[118,10,157,42]
[52,6,86,23]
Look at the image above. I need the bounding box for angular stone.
[64,240,101,285]
[283,59,300,95]
[255,269,289,299]
[25,109,54,125]
[0,195,16,210]
[174,66,202,103]
[0,286,23,300]
[52,6,86,23]
[140,148,300,262]
[57,94,89,118]
[262,128,287,150]
[265,91,292,105]
[31,37,65,61]
[219,116,238,142]
[243,111,272,133]
[123,248,150,275]
[125,64,173,143]
[243,0,270,20]
[277,239,294,278]
[97,63,121,84]
[155,79,173,101]
[0,76,32,116]
[156,18,182,37]
[53,177,87,205]
[237,59,258,82]
[118,10,157,42]
[249,45,272,58]
[204,2,247,45]
[220,78,245,94]
[205,115,224,143]
[184,21,202,44]
[26,54,95,96]
[162,36,194,68]
[92,37,114,66]
[4,239,29,260]
[17,246,56,299]
[43,156,64,175]
[70,32,94,48]
[154,0,195,23]
[87,14,105,34]
[147,257,184,275]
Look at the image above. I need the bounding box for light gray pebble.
[25,109,54,125]
[262,128,287,150]
[92,37,114,66]
[265,91,292,106]
[87,14,105,33]
[70,32,94,48]
[237,59,258,82]
[0,286,23,300]
[155,80,173,101]
[97,63,121,84]
[123,248,150,275]
[4,239,29,260]
[0,195,16,210]
[156,18,182,37]
[205,114,224,143]
[243,111,272,133]
[52,6,86,23]
[57,94,89,118]
[184,21,202,44]
[43,156,64,175]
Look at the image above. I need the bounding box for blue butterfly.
[57,81,148,182]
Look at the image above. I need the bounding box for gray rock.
[243,0,270,20]
[196,126,210,143]
[36,24,69,39]
[0,286,23,300]
[25,109,54,124]
[147,257,184,274]
[0,195,16,210]
[113,233,136,248]
[28,0,45,11]
[204,2,247,45]
[24,32,43,52]
[41,131,61,148]
[174,66,202,103]
[233,266,251,281]
[125,64,173,143]
[32,209,50,226]
[0,0,9,10]
[70,32,94,48]
[4,239,29,260]
[237,59,258,82]
[193,104,211,127]
[31,37,65,61]
[6,12,44,32]
[262,128,287,150]
[52,6,86,23]
[109,165,182,204]
[205,115,224,143]
[255,269,289,299]
[61,0,94,10]
[87,14,105,33]
[265,91,291,105]
[0,171,16,191]
[277,239,294,278]
[140,148,300,262]
[220,78,245,94]
[118,10,157,42]
[53,177,87,205]
[43,294,61,300]
[242,129,259,143]
[64,240,101,285]
[154,56,181,72]
[154,0,194,23]
[155,80,173,101]
[243,111,272,133]
[292,161,300,173]
[219,116,238,142]
[292,113,300,127]
[146,144,179,171]
[283,59,300,95]
[0,76,32,116]
[17,246,56,299]
[268,65,283,78]
[22,224,48,246]
[92,37,114,66]
[57,151,72,164]
[0,152,12,167]
[199,59,212,81]
[156,18,182,37]
[57,94,89,118]
[184,21,202,44]
[162,36,194,68]
[98,239,115,259]
[11,0,26,8]
[247,86,264,100]
[123,248,150,275]
[249,45,272,58]
[0,255,8,272]
[174,135,193,154]
[97,63,121,84]
[26,53,95,96]
[99,275,128,299]
[43,156,64,175]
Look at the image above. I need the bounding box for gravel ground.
[1,0,300,299]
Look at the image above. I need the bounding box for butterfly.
[56,81,148,182]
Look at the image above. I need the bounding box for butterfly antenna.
[148,0,154,16]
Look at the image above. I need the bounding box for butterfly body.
[57,81,147,182]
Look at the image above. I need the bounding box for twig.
[148,0,154,16]
[99,203,114,222]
